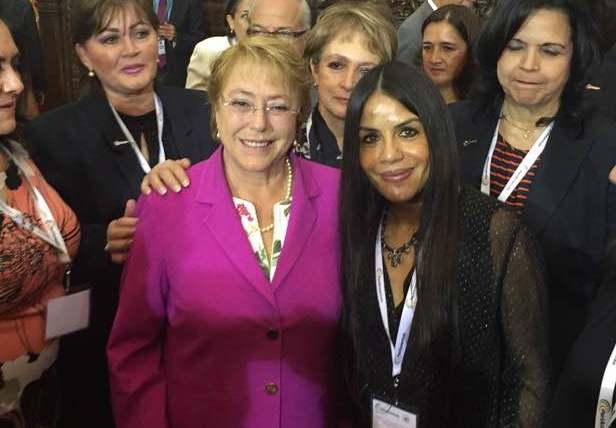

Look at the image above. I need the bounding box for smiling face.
[359,92,430,205]
[214,62,299,178]
[0,22,24,136]
[311,32,381,125]
[497,8,572,115]
[75,4,158,101]
[422,21,468,90]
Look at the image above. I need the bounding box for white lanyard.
[305,112,314,150]
[375,219,418,378]
[480,118,553,202]
[427,0,438,10]
[109,94,166,174]
[596,342,616,428]
[0,143,70,263]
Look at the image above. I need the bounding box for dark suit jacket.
[586,43,616,124]
[24,86,216,428]
[548,239,616,427]
[450,100,616,376]
[160,0,204,87]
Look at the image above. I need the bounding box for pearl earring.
[88,70,95,77]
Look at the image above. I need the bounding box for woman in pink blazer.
[107,38,343,428]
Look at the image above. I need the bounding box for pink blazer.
[107,148,343,428]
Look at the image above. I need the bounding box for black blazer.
[548,240,616,427]
[450,100,616,376]
[24,86,216,428]
[161,0,204,87]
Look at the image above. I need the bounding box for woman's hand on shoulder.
[610,165,616,185]
[105,199,138,264]
[141,158,192,195]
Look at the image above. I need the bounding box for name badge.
[45,288,91,339]
[372,398,417,428]
[158,39,166,55]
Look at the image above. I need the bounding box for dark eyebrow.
[541,42,568,49]
[359,118,421,133]
[395,118,421,129]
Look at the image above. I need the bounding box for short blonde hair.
[304,0,397,66]
[208,37,311,137]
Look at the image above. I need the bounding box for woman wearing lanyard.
[295,0,397,168]
[0,19,80,428]
[24,0,216,427]
[449,0,616,377]
[340,62,548,427]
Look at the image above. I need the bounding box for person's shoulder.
[194,36,231,53]
[296,156,340,185]
[448,99,480,119]
[294,156,340,202]
[158,85,208,104]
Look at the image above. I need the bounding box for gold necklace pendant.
[502,115,538,141]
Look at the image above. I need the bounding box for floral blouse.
[233,197,291,281]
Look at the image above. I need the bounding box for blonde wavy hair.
[304,0,397,66]
[208,36,312,138]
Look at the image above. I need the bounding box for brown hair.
[72,0,159,45]
[304,0,397,66]
[208,36,311,137]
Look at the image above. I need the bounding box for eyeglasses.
[245,27,309,39]
[221,97,300,117]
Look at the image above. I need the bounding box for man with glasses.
[246,0,312,51]
[185,0,312,92]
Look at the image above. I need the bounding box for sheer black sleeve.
[491,209,550,427]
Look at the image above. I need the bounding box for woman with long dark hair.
[340,62,548,426]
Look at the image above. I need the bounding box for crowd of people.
[0,0,615,427]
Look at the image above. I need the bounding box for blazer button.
[266,329,279,340]
[265,383,279,395]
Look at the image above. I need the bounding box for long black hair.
[340,61,460,391]
[421,4,482,100]
[474,0,600,122]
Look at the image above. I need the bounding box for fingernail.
[144,188,151,195]
[159,187,167,195]
[174,186,181,192]
[182,180,190,187]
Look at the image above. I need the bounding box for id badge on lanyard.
[0,143,90,338]
[596,342,616,427]
[480,115,553,202]
[372,397,418,428]
[372,216,420,425]
[109,93,166,174]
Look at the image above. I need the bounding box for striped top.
[489,134,542,209]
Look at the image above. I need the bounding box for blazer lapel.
[459,109,499,188]
[195,149,276,307]
[82,94,145,196]
[524,119,590,234]
[157,87,203,162]
[270,156,318,291]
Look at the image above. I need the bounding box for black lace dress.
[350,187,549,427]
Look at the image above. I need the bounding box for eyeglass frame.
[220,97,301,117]
[245,26,310,39]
